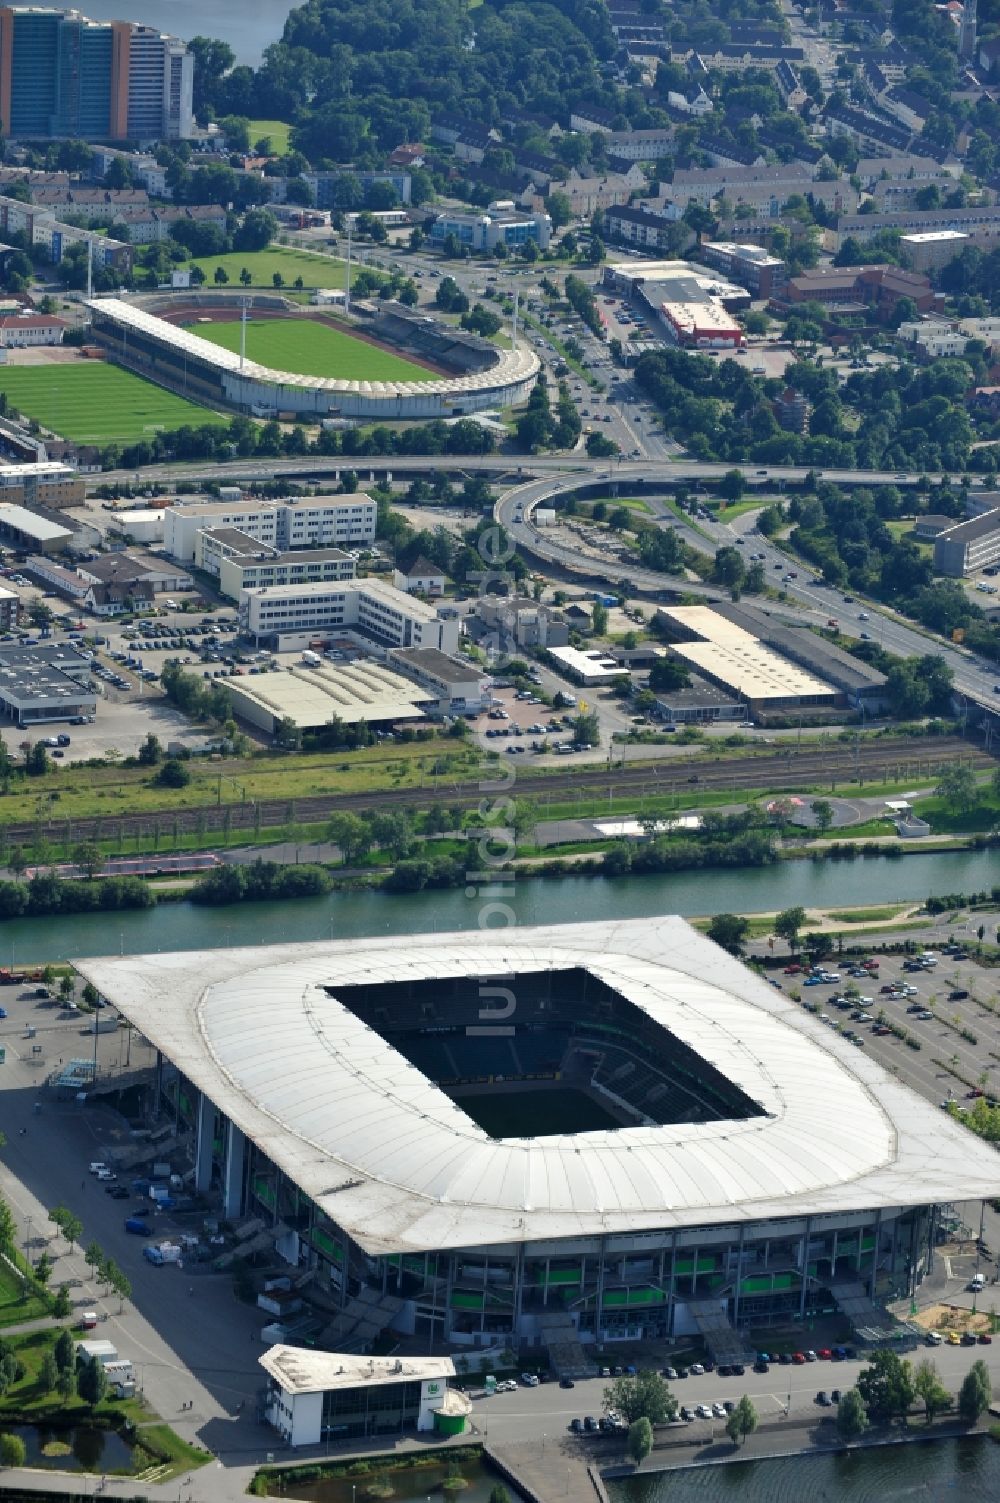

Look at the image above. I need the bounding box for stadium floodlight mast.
[345,218,352,317]
[511,286,519,349]
[238,295,253,372]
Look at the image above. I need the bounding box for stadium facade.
[78,920,1000,1364]
[84,296,540,421]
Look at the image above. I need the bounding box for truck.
[124,1216,151,1235]
[90,1018,119,1034]
[143,1242,182,1266]
[301,650,322,667]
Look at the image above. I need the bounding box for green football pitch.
[0,363,224,442]
[192,317,436,382]
[456,1088,622,1139]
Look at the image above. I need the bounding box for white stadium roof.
[76,919,1000,1257]
[86,297,540,400]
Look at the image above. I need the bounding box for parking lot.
[771,940,1000,1126]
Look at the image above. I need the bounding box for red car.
[968,1088,986,1099]
[784,964,802,974]
[978,1334,993,1344]
[792,1352,806,1364]
[817,1348,833,1360]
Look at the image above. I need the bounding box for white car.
[689,1363,705,1375]
[88,1161,108,1175]
[95,1168,116,1182]
[520,1373,539,1386]
[696,1404,713,1419]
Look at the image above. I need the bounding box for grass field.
[458,1087,622,1139]
[0,363,224,442]
[192,317,436,382]
[248,119,293,155]
[186,246,360,290]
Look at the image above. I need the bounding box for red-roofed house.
[0,314,65,347]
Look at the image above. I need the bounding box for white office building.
[239,578,461,655]
[164,497,378,566]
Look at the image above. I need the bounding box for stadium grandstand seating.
[325,967,764,1130]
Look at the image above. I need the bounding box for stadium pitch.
[191,316,437,382]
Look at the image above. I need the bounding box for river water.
[3,848,996,965]
[79,0,293,64]
[607,1434,1000,1501]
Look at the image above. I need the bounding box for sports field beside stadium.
[192,316,436,382]
[0,363,224,443]
[186,247,358,290]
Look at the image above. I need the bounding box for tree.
[213,265,229,285]
[137,732,161,765]
[326,812,372,865]
[155,758,190,788]
[25,742,48,776]
[707,913,750,956]
[914,1358,950,1423]
[56,1366,75,1403]
[71,842,102,880]
[58,975,74,1000]
[627,1416,653,1465]
[40,1350,58,1394]
[234,207,277,253]
[84,1241,104,1278]
[0,1434,25,1468]
[810,799,834,834]
[54,1329,75,1373]
[856,1350,915,1424]
[489,1488,511,1503]
[604,1371,677,1426]
[33,1252,52,1286]
[648,657,691,693]
[571,711,600,747]
[369,810,416,860]
[774,906,807,951]
[958,1359,991,1423]
[51,1285,71,1319]
[935,764,978,814]
[591,601,608,636]
[725,1394,757,1445]
[77,1355,107,1409]
[837,1387,868,1439]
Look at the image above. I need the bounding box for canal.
[3,847,995,963]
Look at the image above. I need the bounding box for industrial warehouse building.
[0,643,96,725]
[78,919,1000,1387]
[223,658,435,737]
[654,604,888,717]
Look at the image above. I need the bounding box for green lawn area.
[0,363,223,443]
[187,246,360,290]
[0,1257,50,1327]
[248,119,293,155]
[192,317,436,382]
[0,740,479,827]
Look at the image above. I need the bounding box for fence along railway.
[4,737,991,851]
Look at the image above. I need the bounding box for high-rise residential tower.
[0,6,192,141]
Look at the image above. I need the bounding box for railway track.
[5,737,991,851]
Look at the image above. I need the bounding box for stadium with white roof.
[78,918,1000,1370]
[85,296,540,420]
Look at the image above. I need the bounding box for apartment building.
[934,510,1000,577]
[836,205,1000,246]
[668,164,846,217]
[239,578,461,655]
[0,6,192,141]
[697,241,786,297]
[164,496,378,565]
